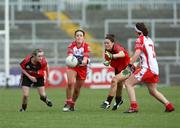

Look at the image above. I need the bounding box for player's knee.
[68,81,75,88]
[124,80,128,87]
[23,95,29,99]
[149,90,155,97]
[124,80,132,88]
[111,77,118,85]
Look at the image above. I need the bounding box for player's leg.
[63,69,77,112]
[37,86,53,107]
[19,75,32,112]
[101,69,129,109]
[66,69,77,100]
[112,81,124,111]
[20,86,30,112]
[100,75,118,109]
[147,83,174,112]
[72,78,85,102]
[65,78,85,111]
[124,74,139,113]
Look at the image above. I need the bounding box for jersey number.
[149,44,156,58]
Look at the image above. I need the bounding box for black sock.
[22,104,27,110]
[115,96,122,104]
[106,95,114,104]
[40,96,47,102]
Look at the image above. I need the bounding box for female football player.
[19,48,53,112]
[100,34,133,110]
[124,22,175,113]
[63,29,90,112]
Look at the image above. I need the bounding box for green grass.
[0,86,179,128]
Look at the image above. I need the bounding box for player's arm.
[67,44,74,56]
[105,46,125,59]
[20,67,37,83]
[123,49,141,74]
[111,51,125,59]
[129,49,141,65]
[20,57,37,82]
[81,44,90,66]
[46,65,49,78]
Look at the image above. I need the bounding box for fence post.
[82,0,87,27]
[104,20,109,36]
[176,40,179,63]
[173,2,177,26]
[32,21,36,45]
[107,0,111,10]
[151,20,155,41]
[54,42,58,65]
[127,3,133,27]
[57,0,61,27]
[17,0,23,11]
[165,64,170,85]
[10,3,16,28]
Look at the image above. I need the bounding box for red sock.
[165,103,174,111]
[66,98,75,107]
[130,101,138,110]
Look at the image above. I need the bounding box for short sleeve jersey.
[20,55,47,77]
[67,41,90,65]
[105,43,130,73]
[135,35,159,75]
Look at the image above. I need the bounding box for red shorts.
[68,66,87,80]
[133,68,159,83]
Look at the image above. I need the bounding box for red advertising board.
[0,65,114,88]
[46,66,114,89]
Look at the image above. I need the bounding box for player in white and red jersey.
[63,29,90,112]
[124,23,174,113]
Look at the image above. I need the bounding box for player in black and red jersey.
[100,34,132,110]
[19,49,53,112]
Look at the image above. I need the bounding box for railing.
[0,20,83,44]
[0,38,104,67]
[0,0,180,28]
[105,19,180,41]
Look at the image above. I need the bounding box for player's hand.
[103,61,110,66]
[29,76,37,83]
[105,51,113,59]
[80,60,87,66]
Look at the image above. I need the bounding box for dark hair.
[135,22,149,36]
[74,29,85,36]
[105,34,115,42]
[32,48,43,56]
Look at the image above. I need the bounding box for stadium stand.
[0,0,180,85]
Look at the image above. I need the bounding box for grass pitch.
[0,86,179,128]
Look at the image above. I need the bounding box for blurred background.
[0,0,180,87]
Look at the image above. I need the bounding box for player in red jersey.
[19,49,53,112]
[100,34,132,110]
[124,23,174,113]
[63,29,90,112]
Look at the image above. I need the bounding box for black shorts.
[115,69,120,75]
[20,75,44,87]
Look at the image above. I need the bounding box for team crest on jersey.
[74,47,84,56]
[26,65,30,69]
